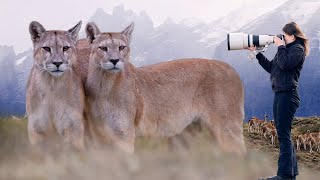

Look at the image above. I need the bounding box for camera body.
[276,34,284,40]
[227,33,284,50]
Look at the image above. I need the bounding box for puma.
[84,22,246,154]
[26,21,85,151]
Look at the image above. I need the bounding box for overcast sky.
[0,0,285,53]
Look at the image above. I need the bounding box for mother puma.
[84,22,246,154]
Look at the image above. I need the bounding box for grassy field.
[0,116,319,180]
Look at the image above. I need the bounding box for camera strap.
[248,45,269,60]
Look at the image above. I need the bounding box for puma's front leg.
[106,116,136,154]
[56,112,85,151]
[28,114,56,153]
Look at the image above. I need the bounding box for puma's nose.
[53,62,63,68]
[109,59,119,65]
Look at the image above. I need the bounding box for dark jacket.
[256,39,305,92]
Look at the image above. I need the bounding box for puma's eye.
[119,46,126,51]
[42,47,51,52]
[99,46,108,51]
[63,46,70,52]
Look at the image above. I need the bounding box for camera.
[276,34,284,40]
[227,33,284,50]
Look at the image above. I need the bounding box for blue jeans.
[273,90,300,179]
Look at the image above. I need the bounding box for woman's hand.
[247,46,256,51]
[247,46,258,59]
[274,36,285,47]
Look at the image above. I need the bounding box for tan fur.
[75,39,91,84]
[26,21,85,151]
[248,117,264,133]
[84,22,246,155]
[269,128,277,145]
[296,134,309,151]
[308,132,320,153]
[259,121,277,145]
[261,122,275,139]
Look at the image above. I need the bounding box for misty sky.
[0,0,285,53]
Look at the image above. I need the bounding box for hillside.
[0,116,319,179]
[244,116,320,171]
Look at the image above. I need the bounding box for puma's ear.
[121,22,134,43]
[85,22,101,43]
[68,21,82,42]
[29,21,46,44]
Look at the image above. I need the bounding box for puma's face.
[34,31,76,77]
[92,33,128,72]
[29,21,82,77]
[85,22,134,72]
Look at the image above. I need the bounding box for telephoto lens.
[227,33,275,50]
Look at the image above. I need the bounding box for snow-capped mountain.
[0,46,16,97]
[0,46,22,115]
[0,46,14,60]
[83,3,286,65]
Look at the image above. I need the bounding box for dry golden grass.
[0,117,319,180]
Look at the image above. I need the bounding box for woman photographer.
[248,22,309,180]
